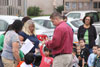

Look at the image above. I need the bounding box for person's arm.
[45,28,63,49]
[93,26,97,40]
[77,26,81,40]
[88,54,93,67]
[19,50,24,59]
[0,35,4,51]
[12,42,21,62]
[40,45,45,56]
[73,55,79,64]
[82,58,85,67]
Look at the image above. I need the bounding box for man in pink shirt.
[44,12,73,67]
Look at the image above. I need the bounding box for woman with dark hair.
[1,20,23,67]
[0,24,12,67]
[77,16,97,53]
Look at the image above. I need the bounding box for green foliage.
[27,6,42,16]
[56,5,64,13]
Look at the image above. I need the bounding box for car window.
[71,20,83,28]
[67,13,81,19]
[86,12,99,22]
[33,20,44,26]
[0,20,8,31]
[34,19,55,29]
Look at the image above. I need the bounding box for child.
[79,38,90,67]
[88,45,98,67]
[71,48,79,67]
[17,53,34,67]
[39,44,53,67]
[94,46,100,67]
[76,45,82,67]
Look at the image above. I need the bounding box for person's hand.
[42,40,46,45]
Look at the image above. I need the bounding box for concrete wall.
[27,0,63,15]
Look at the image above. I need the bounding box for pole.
[24,0,27,16]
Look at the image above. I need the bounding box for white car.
[32,16,55,40]
[65,10,99,23]
[0,15,22,35]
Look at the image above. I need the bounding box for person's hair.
[3,24,12,35]
[83,16,94,25]
[79,38,85,42]
[22,20,35,35]
[97,46,100,48]
[11,20,23,33]
[50,12,63,19]
[93,45,98,48]
[22,16,31,25]
[25,53,34,65]
[73,48,77,53]
[62,16,67,20]
[44,46,51,52]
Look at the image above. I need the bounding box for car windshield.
[0,20,8,31]
[33,19,55,29]
[86,12,99,22]
[71,20,83,28]
[67,13,81,19]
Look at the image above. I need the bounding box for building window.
[94,2,97,8]
[99,2,100,8]
[5,0,9,6]
[18,0,21,6]
[65,2,71,10]
[79,2,82,9]
[72,2,76,9]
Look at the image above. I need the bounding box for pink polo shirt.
[45,21,73,55]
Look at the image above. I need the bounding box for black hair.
[22,16,31,25]
[3,24,12,35]
[44,46,51,52]
[73,48,77,53]
[97,46,100,48]
[11,20,23,33]
[73,43,76,47]
[93,45,98,48]
[79,38,85,42]
[62,16,67,20]
[25,53,34,65]
[83,16,94,25]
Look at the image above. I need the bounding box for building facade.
[64,0,100,13]
[27,0,63,15]
[0,0,63,16]
[0,0,25,16]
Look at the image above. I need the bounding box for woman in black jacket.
[77,16,97,53]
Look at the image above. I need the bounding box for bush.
[56,5,64,13]
[27,6,42,16]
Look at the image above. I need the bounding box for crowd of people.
[0,11,99,67]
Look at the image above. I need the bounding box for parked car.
[32,16,55,40]
[0,15,22,35]
[65,10,99,23]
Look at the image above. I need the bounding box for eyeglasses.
[85,19,90,21]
